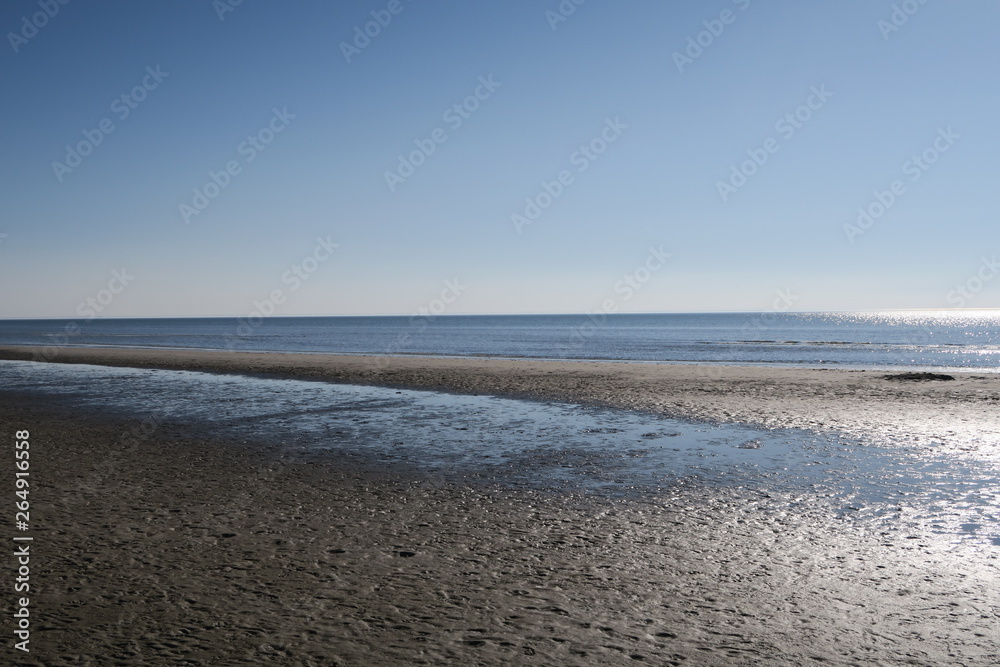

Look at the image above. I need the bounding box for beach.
[3,347,999,665]
[7,0,997,663]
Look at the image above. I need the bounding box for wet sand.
[3,347,1000,665]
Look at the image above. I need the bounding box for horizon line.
[1,308,998,321]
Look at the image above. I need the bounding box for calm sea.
[0,311,997,372]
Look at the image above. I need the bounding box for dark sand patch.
[882,372,956,382]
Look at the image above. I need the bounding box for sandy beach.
[7,0,997,663]
[3,347,999,665]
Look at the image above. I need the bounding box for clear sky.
[1,0,998,317]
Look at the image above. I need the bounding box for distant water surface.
[0,311,997,371]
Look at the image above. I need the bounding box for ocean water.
[3,359,998,546]
[0,311,998,371]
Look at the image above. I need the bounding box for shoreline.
[5,339,999,374]
[10,342,1000,376]
[2,344,998,445]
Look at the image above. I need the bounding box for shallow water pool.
[2,360,998,546]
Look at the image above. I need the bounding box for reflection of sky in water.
[2,360,998,547]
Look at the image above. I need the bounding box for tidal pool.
[2,360,998,546]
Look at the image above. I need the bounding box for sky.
[1,0,998,317]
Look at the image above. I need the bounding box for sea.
[0,310,997,372]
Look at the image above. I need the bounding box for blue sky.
[1,0,998,317]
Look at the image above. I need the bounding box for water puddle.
[2,360,998,546]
